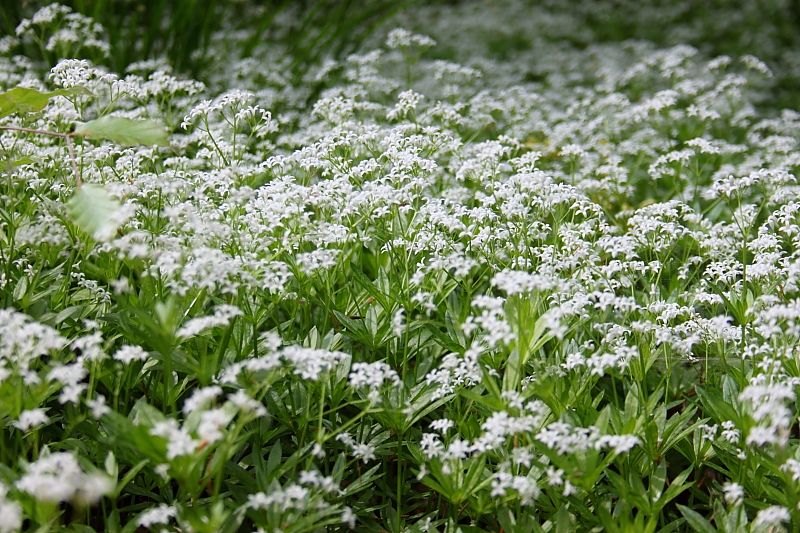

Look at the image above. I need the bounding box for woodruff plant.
[3,2,800,533]
[0,85,168,241]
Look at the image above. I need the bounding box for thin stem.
[0,125,70,137]
[396,430,404,533]
[65,134,80,186]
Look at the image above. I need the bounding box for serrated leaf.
[0,86,91,119]
[74,116,169,147]
[68,184,122,241]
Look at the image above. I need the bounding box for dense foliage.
[2,1,800,532]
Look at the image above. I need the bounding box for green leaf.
[9,157,35,167]
[655,466,693,513]
[53,305,85,325]
[68,184,123,241]
[265,440,282,479]
[128,397,166,427]
[555,505,571,533]
[424,323,464,352]
[677,505,717,533]
[12,275,28,302]
[0,86,91,119]
[459,388,505,412]
[74,116,169,147]
[340,463,382,496]
[112,460,148,499]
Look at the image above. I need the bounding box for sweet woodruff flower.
[348,361,401,400]
[722,482,744,506]
[0,309,67,371]
[12,408,49,431]
[0,493,22,533]
[137,504,176,528]
[8,0,800,529]
[753,506,790,528]
[15,452,113,505]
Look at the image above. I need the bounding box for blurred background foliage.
[1,0,417,78]
[2,0,799,106]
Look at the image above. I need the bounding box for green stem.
[396,430,404,533]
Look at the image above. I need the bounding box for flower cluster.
[3,0,800,531]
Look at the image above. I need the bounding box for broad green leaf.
[0,86,91,119]
[74,116,169,146]
[68,184,122,241]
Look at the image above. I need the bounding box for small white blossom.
[12,409,49,431]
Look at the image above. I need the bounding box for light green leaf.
[0,86,91,119]
[74,116,169,147]
[68,184,122,241]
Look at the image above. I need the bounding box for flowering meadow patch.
[2,1,800,532]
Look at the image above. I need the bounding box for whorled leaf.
[74,116,169,147]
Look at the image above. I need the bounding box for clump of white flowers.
[16,452,113,505]
[349,361,402,400]
[4,0,800,531]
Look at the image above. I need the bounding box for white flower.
[13,409,49,431]
[351,443,377,463]
[753,506,790,527]
[0,309,67,369]
[298,470,338,492]
[311,443,325,458]
[176,305,243,339]
[137,504,176,527]
[387,90,423,121]
[182,385,223,414]
[392,308,406,337]
[546,467,564,486]
[86,395,111,419]
[227,390,267,417]
[16,452,112,504]
[113,345,150,364]
[349,361,401,399]
[337,432,377,463]
[150,420,199,460]
[429,419,454,433]
[386,28,436,49]
[722,482,744,506]
[0,491,22,533]
[342,506,357,529]
[197,408,234,444]
[297,249,340,274]
[280,345,346,380]
[59,383,87,405]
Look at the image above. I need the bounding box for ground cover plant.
[2,1,800,532]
